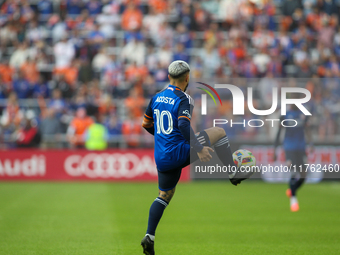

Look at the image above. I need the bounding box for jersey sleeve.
[177,94,194,121]
[144,98,154,122]
[177,94,203,152]
[143,98,154,135]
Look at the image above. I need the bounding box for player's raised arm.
[142,98,154,135]
[177,97,213,162]
[177,97,202,151]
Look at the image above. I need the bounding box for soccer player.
[140,60,252,254]
[274,104,313,212]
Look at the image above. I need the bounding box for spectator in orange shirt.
[121,112,142,147]
[125,61,148,82]
[125,88,145,118]
[121,2,143,31]
[67,107,94,148]
[98,93,115,116]
[64,60,79,87]
[125,62,140,81]
[306,7,321,30]
[0,60,14,84]
[20,58,40,84]
[54,60,79,87]
[193,2,210,31]
[149,0,167,14]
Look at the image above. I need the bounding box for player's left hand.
[197,146,214,162]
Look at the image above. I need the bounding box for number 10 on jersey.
[154,109,173,135]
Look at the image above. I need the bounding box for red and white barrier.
[0,149,190,182]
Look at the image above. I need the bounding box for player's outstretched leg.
[141,188,175,254]
[204,127,253,185]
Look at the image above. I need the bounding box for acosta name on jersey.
[155,96,175,105]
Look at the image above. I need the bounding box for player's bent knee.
[158,188,176,203]
[215,127,226,138]
[205,127,228,145]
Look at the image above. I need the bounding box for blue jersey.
[282,110,308,151]
[144,84,194,171]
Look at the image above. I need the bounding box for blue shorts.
[158,131,210,191]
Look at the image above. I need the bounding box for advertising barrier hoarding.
[0,149,190,182]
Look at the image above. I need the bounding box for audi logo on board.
[0,155,46,177]
[64,153,157,178]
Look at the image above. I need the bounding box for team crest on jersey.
[182,110,191,119]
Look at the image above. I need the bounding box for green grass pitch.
[0,181,339,255]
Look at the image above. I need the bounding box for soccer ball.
[232,149,256,169]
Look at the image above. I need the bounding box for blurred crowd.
[0,0,340,149]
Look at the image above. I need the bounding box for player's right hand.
[197,146,214,162]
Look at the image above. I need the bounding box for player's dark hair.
[169,71,190,82]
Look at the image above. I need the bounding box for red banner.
[0,149,190,182]
[244,146,340,165]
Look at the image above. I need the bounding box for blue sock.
[146,197,168,236]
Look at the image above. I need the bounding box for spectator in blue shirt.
[0,83,7,99]
[86,0,102,16]
[12,71,31,99]
[66,0,83,15]
[173,23,192,48]
[33,77,50,98]
[173,43,190,63]
[48,89,67,118]
[37,0,53,15]
[105,115,122,146]
[88,23,105,49]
